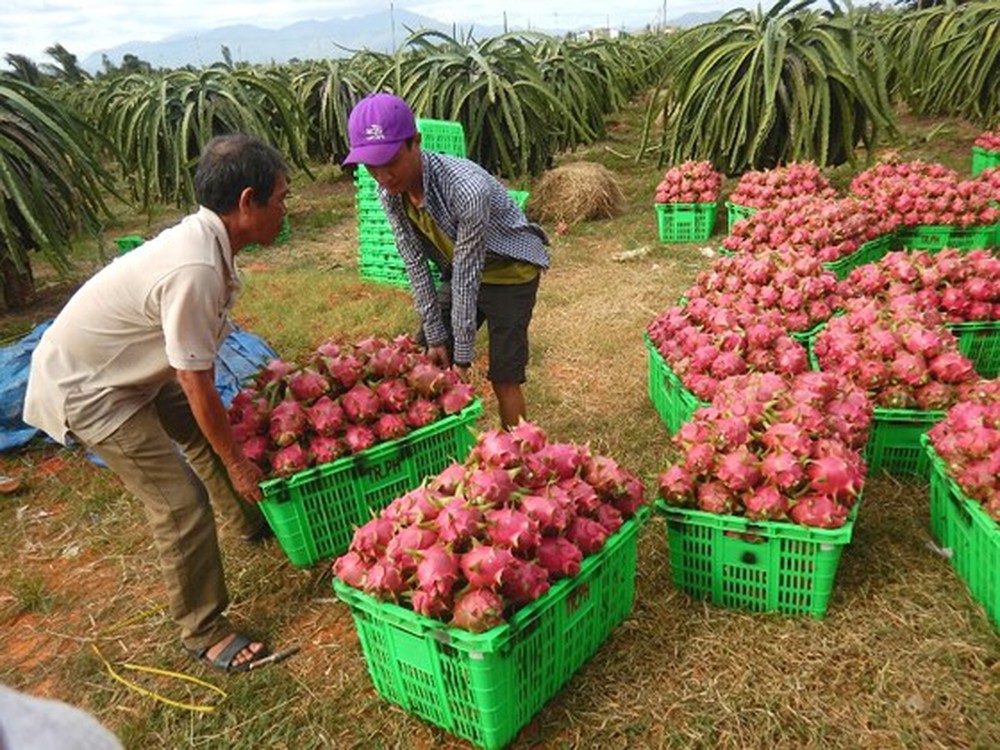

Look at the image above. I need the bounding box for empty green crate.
[655,202,718,243]
[645,335,706,434]
[333,507,647,750]
[972,146,1000,177]
[896,223,998,252]
[865,407,945,477]
[822,233,894,280]
[949,320,1000,379]
[725,201,758,232]
[924,437,1000,628]
[259,401,481,567]
[656,499,859,619]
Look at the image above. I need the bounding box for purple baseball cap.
[343,93,417,166]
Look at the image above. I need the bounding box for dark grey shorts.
[435,275,540,384]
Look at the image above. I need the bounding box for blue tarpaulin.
[0,322,277,453]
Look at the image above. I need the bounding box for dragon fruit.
[323,354,365,390]
[535,537,583,579]
[341,384,381,423]
[429,461,467,494]
[465,467,519,508]
[363,560,407,599]
[789,494,849,528]
[369,345,412,379]
[287,368,330,403]
[485,508,541,555]
[351,517,397,560]
[405,398,442,428]
[307,435,343,465]
[268,399,308,447]
[460,545,516,590]
[509,420,548,453]
[565,516,609,555]
[440,383,476,415]
[374,378,411,413]
[373,413,409,441]
[271,443,309,476]
[500,559,551,605]
[436,499,485,548]
[306,396,345,437]
[415,546,459,598]
[471,429,522,468]
[406,362,448,397]
[332,551,370,588]
[451,588,505,633]
[411,589,453,619]
[519,493,572,535]
[343,424,376,454]
[240,434,270,467]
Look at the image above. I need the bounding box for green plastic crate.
[896,223,998,252]
[259,401,481,567]
[656,499,859,619]
[114,234,145,254]
[821,233,895,280]
[725,201,758,232]
[924,437,1000,629]
[972,146,1000,177]
[655,202,718,243]
[333,507,648,750]
[865,407,945,477]
[948,320,1000,379]
[645,335,706,434]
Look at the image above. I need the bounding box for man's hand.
[427,345,451,368]
[452,364,470,382]
[228,456,264,503]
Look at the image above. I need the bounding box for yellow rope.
[92,604,227,713]
[91,644,228,713]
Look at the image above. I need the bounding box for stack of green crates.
[356,118,467,287]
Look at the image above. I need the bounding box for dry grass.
[527,161,626,226]
[1,99,998,749]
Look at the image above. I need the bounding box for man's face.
[253,172,289,245]
[365,141,421,195]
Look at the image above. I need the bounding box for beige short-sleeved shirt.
[23,207,239,445]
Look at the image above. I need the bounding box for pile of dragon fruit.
[722,195,898,262]
[974,167,1000,201]
[654,160,722,204]
[332,423,646,632]
[227,334,476,478]
[727,161,835,210]
[973,130,1000,152]
[840,249,1000,323]
[657,371,871,528]
[682,250,842,333]
[812,299,982,411]
[927,380,1000,522]
[647,304,809,402]
[849,159,999,228]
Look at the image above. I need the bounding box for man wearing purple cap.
[344,92,550,429]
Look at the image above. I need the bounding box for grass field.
[0,98,997,749]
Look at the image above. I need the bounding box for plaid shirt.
[378,151,549,366]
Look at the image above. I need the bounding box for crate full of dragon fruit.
[332,423,649,749]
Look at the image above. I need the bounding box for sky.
[2,0,758,64]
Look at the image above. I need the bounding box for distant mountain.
[80,10,507,72]
[667,11,727,28]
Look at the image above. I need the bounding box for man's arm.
[448,189,490,367]
[176,368,263,502]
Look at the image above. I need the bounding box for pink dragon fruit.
[384,525,439,574]
[436,499,485,548]
[268,399,308,447]
[535,537,583,579]
[742,485,790,521]
[415,546,460,598]
[559,477,602,515]
[341,384,381,423]
[307,395,345,437]
[789,494,849,528]
[363,560,407,600]
[373,413,409,441]
[375,378,412,413]
[460,545,516,590]
[508,420,548,453]
[308,435,344,465]
[332,551,370,588]
[537,442,587,480]
[406,362,448,397]
[658,465,694,505]
[697,481,736,514]
[350,517,397,560]
[369,345,412,379]
[500,559,551,605]
[451,588,505,632]
[343,424,376,454]
[565,516,609,555]
[271,443,309,476]
[596,503,623,534]
[582,456,628,496]
[429,461,467,494]
[806,455,862,503]
[440,383,476,415]
[485,508,541,555]
[519,493,571,535]
[411,589,453,619]
[240,435,270,467]
[471,429,522,468]
[405,398,442,428]
[324,354,365,390]
[760,451,805,491]
[287,368,330,403]
[255,358,296,387]
[465,467,518,507]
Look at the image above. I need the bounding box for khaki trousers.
[84,381,264,652]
